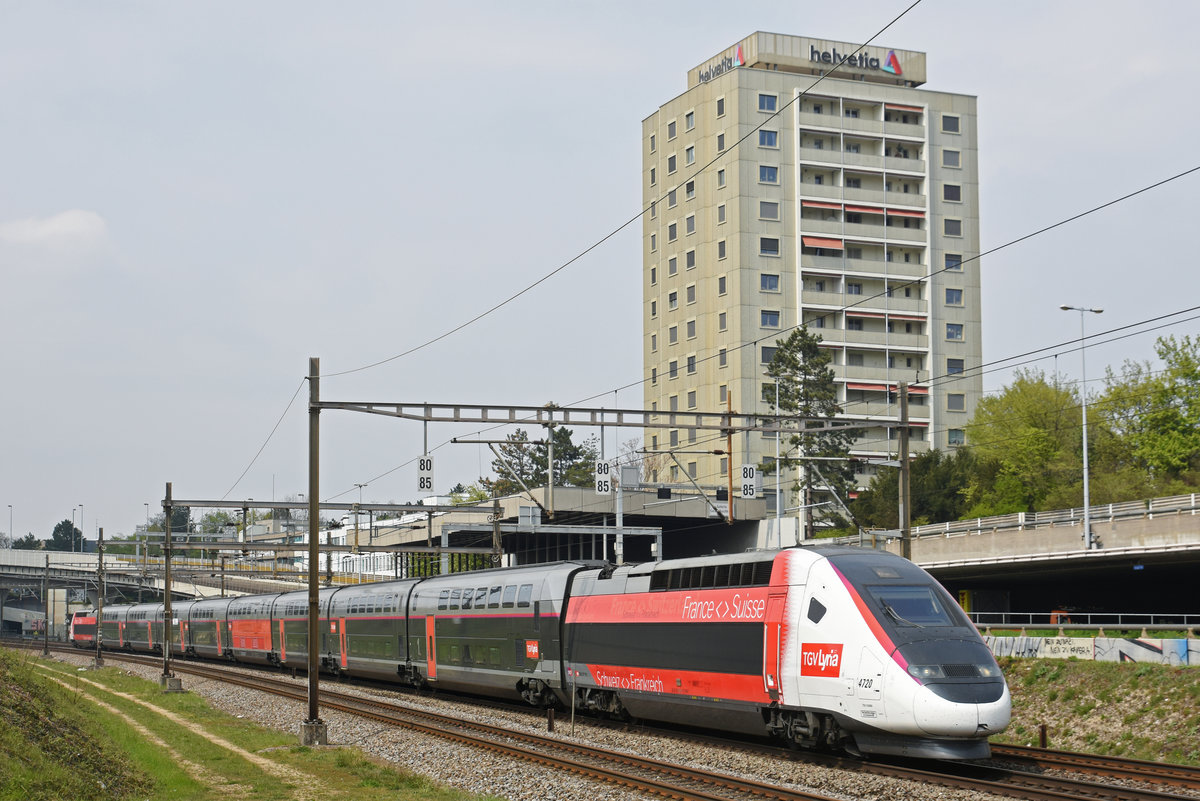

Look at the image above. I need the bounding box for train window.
[868,585,959,627]
[714,565,729,586]
[488,586,502,608]
[517,584,533,607]
[502,585,517,608]
[461,589,473,610]
[473,588,487,608]
[808,598,828,624]
[449,589,461,610]
[438,590,449,611]
[871,566,901,579]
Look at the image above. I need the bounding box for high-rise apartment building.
[642,33,981,502]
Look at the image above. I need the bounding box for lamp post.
[762,372,782,546]
[78,504,84,552]
[1060,305,1103,550]
[6,504,11,549]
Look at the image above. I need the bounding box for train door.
[279,620,287,662]
[339,617,348,669]
[425,615,437,680]
[763,589,788,700]
[118,620,125,647]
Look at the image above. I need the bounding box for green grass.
[2,647,505,801]
[996,657,1200,765]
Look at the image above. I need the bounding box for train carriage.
[271,587,339,672]
[99,605,128,649]
[187,597,233,659]
[408,562,597,703]
[121,603,164,652]
[323,580,421,682]
[68,610,97,648]
[168,600,196,655]
[227,593,281,665]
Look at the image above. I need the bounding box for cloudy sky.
[2,1,1198,540]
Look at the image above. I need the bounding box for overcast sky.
[3,1,1198,540]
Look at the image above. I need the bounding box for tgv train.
[77,547,1010,758]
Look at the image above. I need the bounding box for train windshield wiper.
[881,601,924,628]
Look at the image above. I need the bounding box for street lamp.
[6,504,11,549]
[1060,305,1103,550]
[762,372,782,545]
[78,504,84,552]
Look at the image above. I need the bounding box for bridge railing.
[969,611,1200,629]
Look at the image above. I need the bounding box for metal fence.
[970,611,1200,630]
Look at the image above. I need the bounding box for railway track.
[20,642,1200,801]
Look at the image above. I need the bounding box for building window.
[948,429,965,446]
[650,167,656,186]
[685,145,695,165]
[760,237,780,256]
[668,189,677,208]
[943,149,961,168]
[650,267,657,285]
[669,395,678,412]
[668,222,677,241]
[668,120,677,139]
[944,219,962,237]
[651,368,657,385]
[810,316,825,329]
[668,154,677,173]
[650,234,657,252]
[847,352,864,367]
[668,325,678,344]
[761,346,777,364]
[717,132,725,152]
[720,457,728,476]
[685,180,695,200]
[846,318,864,331]
[650,333,657,351]
[668,291,678,310]
[686,319,696,339]
[668,360,678,379]
[945,253,963,271]
[686,215,695,235]
[686,284,696,304]
[759,165,779,184]
[943,184,962,202]
[947,358,964,375]
[942,114,960,133]
[945,288,963,305]
[719,348,727,367]
[717,240,726,259]
[717,204,726,224]
[947,393,966,412]
[668,256,677,276]
[717,168,726,188]
[650,300,657,317]
[716,97,725,117]
[687,461,697,478]
[761,310,780,327]
[685,111,694,131]
[650,134,656,153]
[758,93,777,112]
[685,250,696,269]
[650,201,657,219]
[946,323,964,341]
[718,312,727,331]
[669,431,679,449]
[687,390,696,409]
[761,273,779,292]
[759,130,778,147]
[846,282,863,295]
[687,355,696,374]
[759,200,779,220]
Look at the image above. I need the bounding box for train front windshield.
[866,585,969,628]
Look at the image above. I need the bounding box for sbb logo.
[801,643,844,677]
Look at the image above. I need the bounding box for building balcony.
[884,155,925,173]
[809,329,927,349]
[797,184,928,211]
[802,291,927,317]
[797,112,884,135]
[838,399,930,419]
[881,225,926,243]
[801,254,928,280]
[883,120,926,139]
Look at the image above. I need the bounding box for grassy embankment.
[0,646,502,801]
[996,657,1200,764]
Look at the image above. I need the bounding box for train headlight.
[976,663,1001,678]
[907,664,945,679]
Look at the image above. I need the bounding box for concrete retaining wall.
[986,636,1200,666]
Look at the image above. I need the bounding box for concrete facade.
[642,32,982,504]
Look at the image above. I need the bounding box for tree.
[764,326,856,532]
[852,448,977,528]
[47,519,82,552]
[450,482,493,505]
[12,533,40,550]
[1100,335,1200,487]
[480,426,600,497]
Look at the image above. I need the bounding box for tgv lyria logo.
[882,50,903,76]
